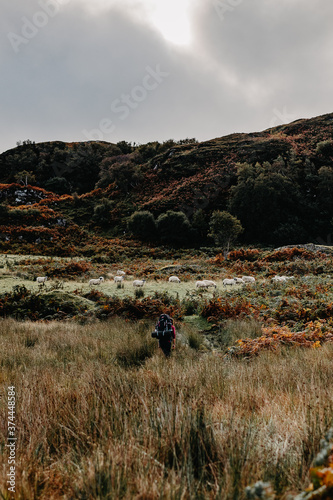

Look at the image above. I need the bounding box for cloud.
[0,0,332,153]
[192,1,333,114]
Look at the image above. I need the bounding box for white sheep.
[36,276,47,285]
[234,277,245,284]
[272,276,287,282]
[195,280,210,289]
[116,270,126,276]
[133,279,146,287]
[168,276,181,283]
[202,280,217,288]
[223,278,236,286]
[89,277,104,286]
[114,276,124,283]
[242,276,256,283]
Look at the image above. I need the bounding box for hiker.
[152,313,176,357]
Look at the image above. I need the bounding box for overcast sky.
[1,0,332,153]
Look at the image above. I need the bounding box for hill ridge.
[0,111,332,251]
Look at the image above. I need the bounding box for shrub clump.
[43,260,91,279]
[228,248,262,261]
[81,290,183,321]
[263,247,318,262]
[0,286,94,320]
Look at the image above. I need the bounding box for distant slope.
[0,113,332,249]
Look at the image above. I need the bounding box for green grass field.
[0,252,246,299]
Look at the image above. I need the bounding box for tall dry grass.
[0,318,332,499]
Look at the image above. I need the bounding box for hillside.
[0,112,333,254]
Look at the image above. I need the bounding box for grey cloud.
[192,1,333,118]
[0,0,332,153]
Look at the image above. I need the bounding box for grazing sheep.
[202,280,217,289]
[114,276,124,283]
[195,280,210,289]
[89,277,104,286]
[223,278,236,286]
[168,276,181,283]
[272,276,287,282]
[36,276,47,285]
[133,279,146,287]
[116,270,126,276]
[242,276,256,283]
[234,277,245,284]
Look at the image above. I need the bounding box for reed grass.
[0,318,332,499]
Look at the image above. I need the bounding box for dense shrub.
[44,177,71,194]
[92,198,114,226]
[0,286,92,320]
[157,210,192,246]
[201,296,259,322]
[227,248,262,261]
[127,210,157,241]
[43,260,91,278]
[263,247,319,262]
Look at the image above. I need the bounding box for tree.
[96,156,143,192]
[0,203,9,223]
[14,170,36,186]
[44,177,71,195]
[192,209,208,243]
[317,166,333,213]
[316,140,333,157]
[116,141,134,154]
[92,198,114,227]
[127,211,157,241]
[157,210,192,246]
[208,210,243,258]
[229,162,300,243]
[272,218,308,245]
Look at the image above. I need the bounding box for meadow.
[1,247,333,499]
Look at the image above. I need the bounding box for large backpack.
[155,314,173,340]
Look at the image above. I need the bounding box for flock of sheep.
[193,275,294,288]
[35,271,147,288]
[194,276,257,289]
[36,272,294,289]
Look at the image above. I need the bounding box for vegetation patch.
[0,317,333,499]
[0,286,96,320]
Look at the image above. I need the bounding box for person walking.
[153,313,176,357]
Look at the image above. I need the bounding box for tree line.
[1,134,333,247]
